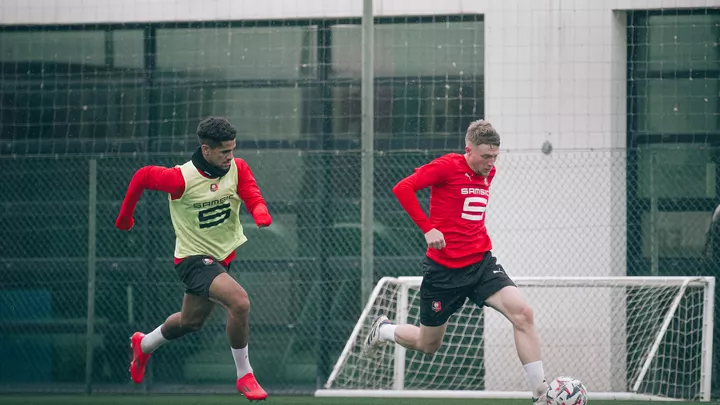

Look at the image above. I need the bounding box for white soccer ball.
[546,376,588,405]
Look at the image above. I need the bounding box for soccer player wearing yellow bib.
[115,117,272,401]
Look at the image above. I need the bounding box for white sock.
[140,325,168,354]
[523,360,547,397]
[378,323,397,342]
[232,345,254,378]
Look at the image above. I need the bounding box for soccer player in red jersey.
[115,116,271,401]
[363,120,548,404]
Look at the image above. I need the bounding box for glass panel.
[156,86,318,144]
[332,80,482,149]
[156,26,317,81]
[332,84,362,141]
[113,30,144,70]
[218,87,315,141]
[332,21,484,78]
[0,85,148,154]
[637,144,716,199]
[642,211,713,258]
[0,30,106,76]
[634,78,720,134]
[633,13,720,72]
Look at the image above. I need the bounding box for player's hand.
[115,216,135,231]
[253,207,272,228]
[424,228,445,249]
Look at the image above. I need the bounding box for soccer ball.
[545,376,588,405]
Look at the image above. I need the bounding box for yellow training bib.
[169,159,247,260]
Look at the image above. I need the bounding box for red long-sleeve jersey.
[392,153,495,269]
[115,157,270,266]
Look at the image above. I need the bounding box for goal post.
[316,276,715,402]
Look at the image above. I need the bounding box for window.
[152,25,319,148]
[0,29,148,154]
[632,14,720,72]
[636,144,716,260]
[155,85,320,148]
[330,17,484,149]
[155,26,317,81]
[628,11,720,143]
[633,78,719,136]
[332,80,482,149]
[1,85,148,154]
[112,30,145,70]
[1,19,484,154]
[0,30,106,74]
[331,21,483,78]
[636,144,716,199]
[627,9,720,272]
[641,211,712,258]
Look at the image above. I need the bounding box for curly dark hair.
[197,116,237,148]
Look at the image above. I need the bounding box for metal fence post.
[84,158,98,394]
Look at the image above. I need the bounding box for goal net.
[317,276,715,402]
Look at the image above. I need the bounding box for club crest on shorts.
[202,258,214,265]
[431,301,442,313]
[210,183,218,192]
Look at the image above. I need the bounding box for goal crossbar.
[317,276,715,402]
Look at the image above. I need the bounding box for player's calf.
[395,323,445,354]
[180,318,206,333]
[413,333,442,355]
[160,313,208,339]
[223,294,251,349]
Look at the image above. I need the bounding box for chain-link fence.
[1,148,719,394]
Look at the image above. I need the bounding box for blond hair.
[465,119,500,147]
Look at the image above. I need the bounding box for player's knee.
[227,292,251,318]
[510,304,535,332]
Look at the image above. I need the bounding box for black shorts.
[175,255,231,297]
[420,252,516,327]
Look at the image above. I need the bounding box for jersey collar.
[191,147,231,179]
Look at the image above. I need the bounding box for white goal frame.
[316,276,715,402]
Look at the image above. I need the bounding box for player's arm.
[392,160,448,249]
[115,166,185,230]
[235,158,272,228]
